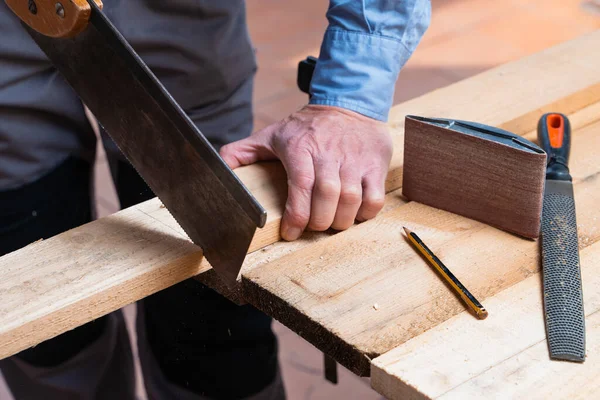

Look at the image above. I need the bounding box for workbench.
[1,31,599,399]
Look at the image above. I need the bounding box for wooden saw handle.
[5,0,103,38]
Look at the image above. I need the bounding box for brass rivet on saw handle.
[6,0,103,38]
[55,3,65,18]
[28,0,37,15]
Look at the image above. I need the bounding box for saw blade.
[541,180,585,362]
[23,1,266,286]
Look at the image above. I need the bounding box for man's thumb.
[219,136,275,169]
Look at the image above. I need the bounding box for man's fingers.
[219,129,276,169]
[221,107,393,240]
[308,162,341,231]
[356,172,386,222]
[280,154,315,241]
[331,168,362,231]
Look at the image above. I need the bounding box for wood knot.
[70,232,94,245]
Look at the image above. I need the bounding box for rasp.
[538,113,585,362]
[5,0,267,287]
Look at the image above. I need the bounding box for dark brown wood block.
[402,116,547,239]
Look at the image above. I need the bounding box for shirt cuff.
[309,29,409,122]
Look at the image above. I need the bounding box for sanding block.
[402,116,547,239]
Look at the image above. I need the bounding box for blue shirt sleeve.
[309,0,431,121]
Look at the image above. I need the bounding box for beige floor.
[2,0,599,399]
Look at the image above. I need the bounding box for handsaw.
[5,0,267,287]
[538,113,586,362]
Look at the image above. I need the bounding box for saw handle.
[5,0,102,38]
[538,113,572,181]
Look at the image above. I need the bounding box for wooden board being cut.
[0,201,207,360]
[135,30,600,298]
[371,241,600,400]
[1,32,600,361]
[196,189,408,299]
[242,118,600,376]
[0,188,406,360]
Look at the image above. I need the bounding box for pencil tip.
[403,226,412,236]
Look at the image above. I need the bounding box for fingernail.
[282,226,302,241]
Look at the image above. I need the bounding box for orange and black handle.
[538,113,572,181]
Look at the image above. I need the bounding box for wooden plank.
[386,30,600,189]
[370,240,600,400]
[223,30,600,296]
[242,118,600,376]
[225,29,600,261]
[0,202,206,360]
[1,32,599,359]
[0,187,406,360]
[196,189,408,300]
[200,95,599,298]
[368,106,600,397]
[520,100,600,143]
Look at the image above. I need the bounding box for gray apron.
[0,0,257,190]
[0,1,285,399]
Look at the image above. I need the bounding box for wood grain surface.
[371,241,600,400]
[242,117,600,376]
[0,200,207,360]
[1,32,600,363]
[212,29,600,295]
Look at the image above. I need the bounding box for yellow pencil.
[403,227,488,320]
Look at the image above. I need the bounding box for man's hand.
[220,105,392,241]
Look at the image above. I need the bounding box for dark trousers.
[0,157,280,399]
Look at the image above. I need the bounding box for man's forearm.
[309,0,431,121]
[220,1,431,241]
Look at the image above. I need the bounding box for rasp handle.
[5,0,102,38]
[538,113,572,181]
